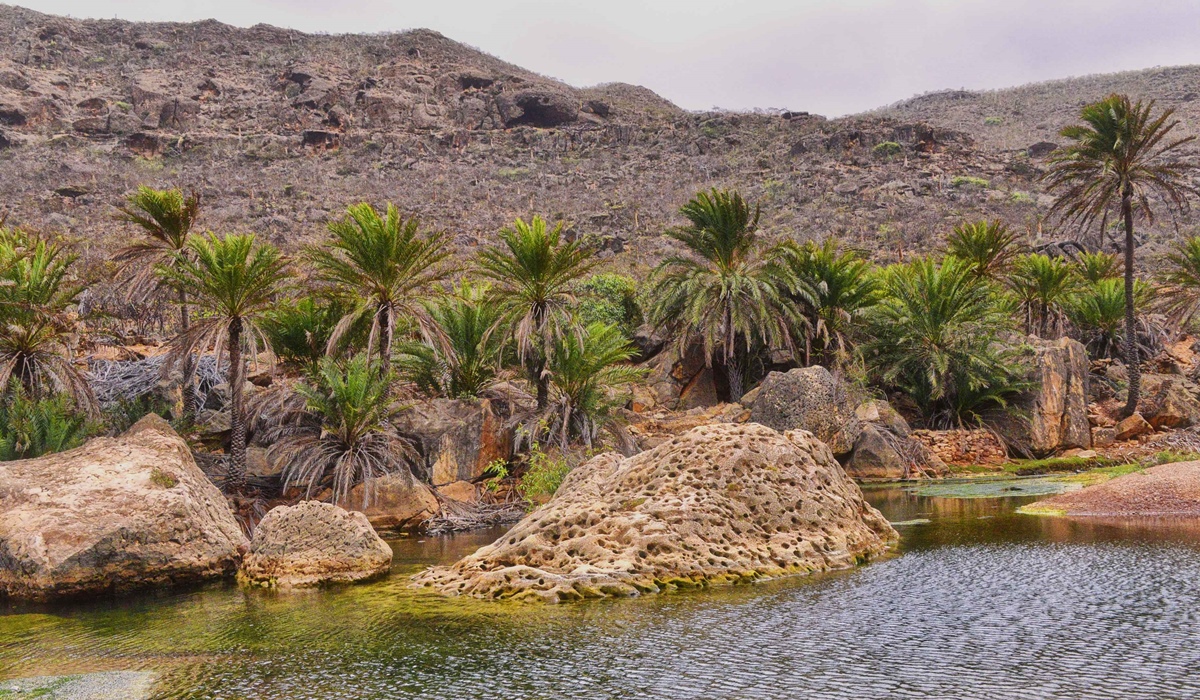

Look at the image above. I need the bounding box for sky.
[13,0,1200,116]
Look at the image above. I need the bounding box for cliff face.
[0,4,1197,278]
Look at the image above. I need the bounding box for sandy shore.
[1023,461,1200,516]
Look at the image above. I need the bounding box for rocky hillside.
[0,4,1198,280]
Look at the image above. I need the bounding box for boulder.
[642,344,722,411]
[1138,374,1200,430]
[854,399,911,437]
[346,469,440,531]
[238,501,392,588]
[0,415,247,600]
[749,366,861,455]
[413,423,896,602]
[999,337,1091,455]
[1114,413,1153,441]
[843,424,945,481]
[497,89,578,128]
[397,398,513,486]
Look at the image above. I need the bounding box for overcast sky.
[14,0,1200,116]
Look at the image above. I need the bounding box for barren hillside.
[0,4,1197,282]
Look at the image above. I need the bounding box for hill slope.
[0,4,1197,282]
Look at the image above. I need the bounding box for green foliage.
[945,219,1024,279]
[950,176,990,189]
[149,467,178,488]
[517,444,571,506]
[0,384,88,461]
[646,188,805,399]
[397,281,508,399]
[864,256,1029,427]
[1006,253,1078,337]
[307,202,450,364]
[477,215,596,408]
[521,322,645,451]
[872,141,903,157]
[1155,235,1200,328]
[1074,251,1120,283]
[576,273,642,337]
[263,298,358,371]
[102,393,173,435]
[786,238,880,366]
[983,116,1003,126]
[1068,277,1150,359]
[269,354,415,507]
[0,229,94,411]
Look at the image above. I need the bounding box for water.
[4,483,1200,699]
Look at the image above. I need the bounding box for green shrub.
[984,116,1003,126]
[576,273,642,337]
[0,386,90,461]
[518,445,571,506]
[950,176,990,189]
[872,141,903,157]
[263,298,359,371]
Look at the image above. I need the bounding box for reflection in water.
[1,485,1199,699]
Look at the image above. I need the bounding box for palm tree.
[157,233,290,491]
[477,215,595,409]
[262,297,357,372]
[786,238,879,366]
[1006,253,1078,337]
[944,220,1025,281]
[114,187,201,412]
[397,281,509,399]
[1045,94,1196,416]
[307,202,449,370]
[1074,251,1121,283]
[865,256,1027,427]
[646,189,804,400]
[1069,277,1151,360]
[0,230,94,412]
[267,354,417,508]
[1155,236,1200,328]
[535,322,646,452]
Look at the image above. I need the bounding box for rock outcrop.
[239,501,393,588]
[346,470,440,531]
[1138,374,1200,430]
[397,398,512,486]
[749,367,862,455]
[413,423,896,602]
[996,337,1091,455]
[0,415,247,600]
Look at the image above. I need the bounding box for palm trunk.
[534,354,548,411]
[226,317,247,492]
[727,354,744,402]
[1120,190,1140,418]
[178,287,199,417]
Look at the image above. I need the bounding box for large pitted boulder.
[238,501,392,589]
[1002,337,1092,455]
[412,423,896,602]
[0,415,247,600]
[397,398,513,487]
[749,366,861,455]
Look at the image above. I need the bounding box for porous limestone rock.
[749,366,861,455]
[0,415,247,600]
[412,423,896,602]
[238,501,392,588]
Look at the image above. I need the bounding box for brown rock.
[412,423,896,602]
[910,429,1007,466]
[0,415,248,600]
[843,424,945,480]
[347,470,440,531]
[397,398,513,486]
[997,337,1090,455]
[1092,427,1116,448]
[1138,374,1200,430]
[437,480,478,502]
[1114,413,1153,441]
[748,366,861,456]
[238,501,392,588]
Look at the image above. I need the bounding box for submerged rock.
[239,501,392,589]
[412,423,896,602]
[0,415,247,600]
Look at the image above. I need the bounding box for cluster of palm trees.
[0,91,1193,504]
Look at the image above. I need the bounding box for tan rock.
[438,480,478,502]
[0,415,248,600]
[1114,413,1153,442]
[397,398,512,485]
[239,501,392,589]
[1138,374,1200,430]
[347,470,439,532]
[749,366,862,456]
[413,423,896,602]
[1092,427,1116,448]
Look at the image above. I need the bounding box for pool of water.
[4,483,1200,699]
